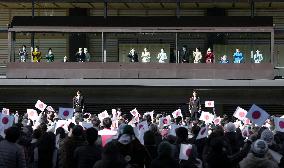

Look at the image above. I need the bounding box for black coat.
[128,53,139,62]
[73,96,84,113]
[180,50,190,63]
[189,97,201,113]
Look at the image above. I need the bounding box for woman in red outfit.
[205,48,214,63]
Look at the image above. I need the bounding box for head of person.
[48,48,52,54]
[86,127,98,145]
[76,90,81,96]
[55,127,66,139]
[144,130,156,146]
[176,127,188,143]
[236,48,240,52]
[91,116,101,128]
[79,48,83,54]
[161,48,164,53]
[103,117,112,129]
[72,125,84,137]
[256,49,260,54]
[260,129,274,146]
[149,123,160,135]
[63,56,67,62]
[145,114,152,124]
[224,122,236,133]
[84,48,88,53]
[117,125,135,145]
[222,55,227,60]
[130,48,135,54]
[195,48,200,52]
[191,124,201,136]
[144,47,148,52]
[5,126,20,143]
[251,139,268,157]
[22,45,26,50]
[182,45,187,51]
[193,90,198,97]
[175,116,182,125]
[157,141,174,158]
[102,141,123,162]
[35,46,39,52]
[207,48,212,53]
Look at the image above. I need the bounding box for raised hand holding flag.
[172,109,182,118]
[199,111,214,124]
[35,100,47,112]
[246,104,269,126]
[213,117,222,125]
[27,109,39,121]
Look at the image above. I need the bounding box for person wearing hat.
[116,125,146,168]
[239,139,279,168]
[224,122,242,154]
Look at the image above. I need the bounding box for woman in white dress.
[193,47,202,63]
[157,48,167,63]
[141,47,151,63]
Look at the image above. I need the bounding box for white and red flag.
[98,110,109,121]
[274,117,284,133]
[58,107,74,120]
[179,144,193,160]
[2,108,9,115]
[159,115,171,127]
[27,109,39,121]
[0,114,14,128]
[196,125,209,140]
[130,108,139,117]
[172,109,182,118]
[246,104,270,126]
[205,101,214,108]
[213,117,222,125]
[199,111,214,124]
[233,106,247,121]
[35,100,47,112]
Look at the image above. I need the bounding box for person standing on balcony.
[19,45,28,62]
[45,48,55,62]
[141,47,151,63]
[233,48,244,63]
[193,47,202,63]
[205,48,214,63]
[127,48,139,63]
[75,48,86,62]
[84,48,91,62]
[180,45,190,63]
[31,46,42,62]
[157,48,167,63]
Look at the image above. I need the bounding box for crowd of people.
[0,100,283,168]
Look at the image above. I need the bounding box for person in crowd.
[18,126,33,168]
[224,122,242,154]
[144,131,158,168]
[0,126,26,168]
[220,54,229,64]
[75,48,86,62]
[180,45,190,63]
[45,48,55,62]
[72,90,85,124]
[93,141,127,168]
[141,47,151,63]
[233,48,244,63]
[98,117,117,147]
[33,132,58,168]
[193,47,202,63]
[116,124,146,168]
[128,48,139,62]
[150,141,179,168]
[55,127,66,149]
[74,128,101,168]
[31,46,42,62]
[205,48,214,63]
[239,139,279,168]
[149,123,162,145]
[252,49,264,63]
[84,48,91,62]
[60,125,87,168]
[19,45,28,62]
[157,48,167,63]
[189,90,201,121]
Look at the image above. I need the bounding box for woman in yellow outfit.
[31,46,42,62]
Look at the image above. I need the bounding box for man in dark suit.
[189,90,201,121]
[75,48,86,62]
[73,90,85,123]
[127,48,139,62]
[180,45,190,63]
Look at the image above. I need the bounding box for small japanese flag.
[246,104,270,126]
[46,106,55,112]
[205,101,214,108]
[213,117,222,125]
[274,117,284,133]
[143,111,154,121]
[0,114,14,128]
[35,100,47,112]
[233,106,247,121]
[179,144,193,160]
[137,120,149,134]
[27,109,39,121]
[2,108,9,115]
[98,110,109,121]
[159,115,171,127]
[199,111,214,124]
[172,109,182,118]
[196,126,208,140]
[58,107,74,120]
[130,108,139,117]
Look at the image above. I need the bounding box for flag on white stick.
[274,117,284,133]
[130,108,139,117]
[172,109,182,118]
[35,100,47,112]
[0,114,14,129]
[179,144,193,160]
[246,104,270,126]
[27,109,39,121]
[196,126,208,140]
[199,111,214,124]
[233,106,247,121]
[46,106,55,112]
[2,108,9,115]
[58,107,74,120]
[205,101,214,108]
[98,110,109,121]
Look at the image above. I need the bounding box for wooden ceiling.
[0,2,284,9]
